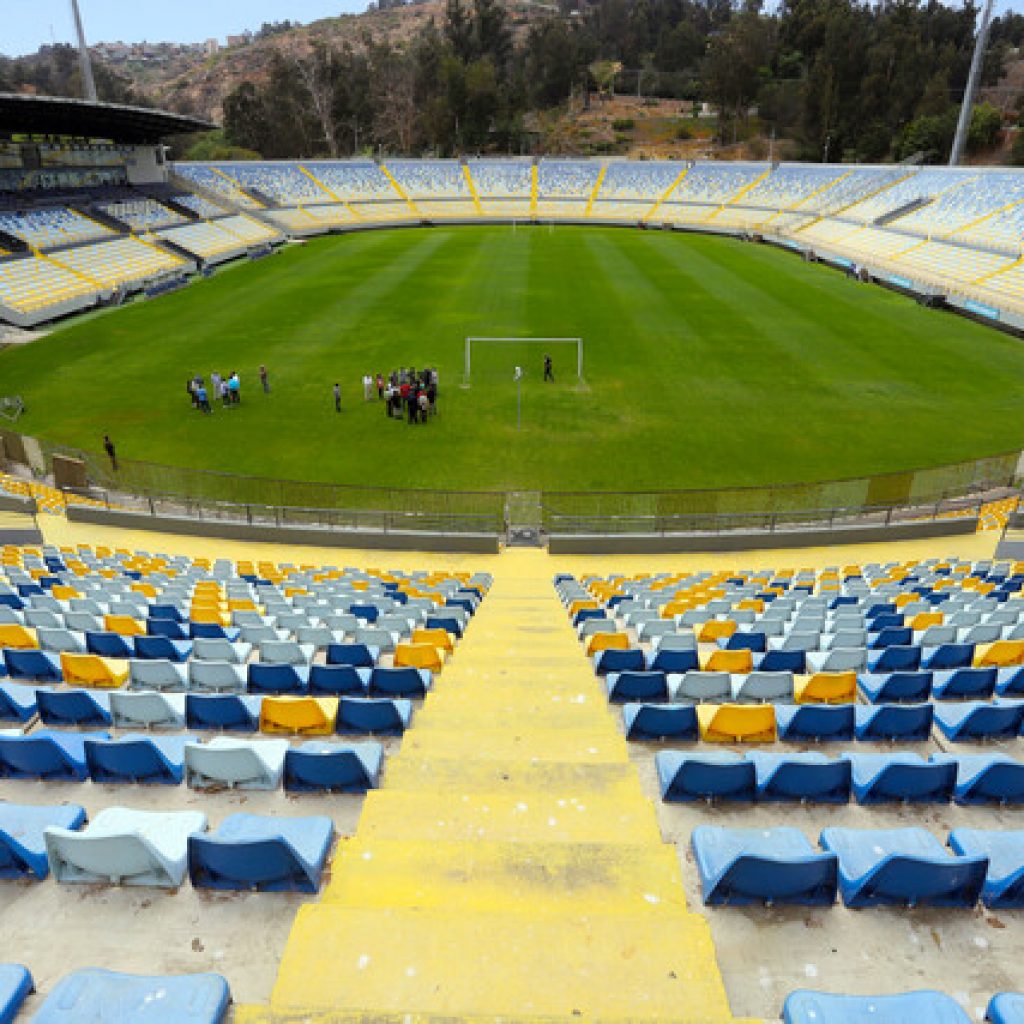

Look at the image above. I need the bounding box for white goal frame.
[463,336,583,387]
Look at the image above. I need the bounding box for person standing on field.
[103,435,118,471]
[333,383,341,413]
[544,354,554,382]
[259,365,269,394]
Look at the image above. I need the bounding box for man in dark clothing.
[544,354,554,382]
[333,383,341,413]
[407,387,418,424]
[259,365,270,394]
[103,435,118,471]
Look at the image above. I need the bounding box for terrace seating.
[45,806,207,887]
[0,206,112,249]
[0,255,98,317]
[53,237,186,290]
[98,198,186,231]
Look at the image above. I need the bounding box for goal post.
[463,336,583,387]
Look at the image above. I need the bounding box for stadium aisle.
[237,552,739,1021]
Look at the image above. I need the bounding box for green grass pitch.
[3,224,1024,495]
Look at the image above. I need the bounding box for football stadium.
[3,0,1024,1020]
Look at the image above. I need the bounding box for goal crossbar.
[463,336,583,385]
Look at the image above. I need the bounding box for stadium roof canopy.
[0,93,215,143]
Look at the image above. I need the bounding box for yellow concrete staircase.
[238,551,737,1023]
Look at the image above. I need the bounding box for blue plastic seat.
[309,664,369,696]
[648,648,699,673]
[189,813,334,892]
[988,993,1024,1024]
[692,826,837,906]
[870,627,913,649]
[820,827,987,908]
[147,618,188,640]
[757,649,806,673]
[922,643,975,670]
[656,751,756,802]
[931,754,1024,805]
[868,645,921,672]
[85,734,193,785]
[284,740,383,792]
[85,631,135,658]
[336,696,412,735]
[189,623,241,641]
[326,643,378,668]
[932,666,997,700]
[935,700,1024,742]
[0,730,105,781]
[426,614,463,637]
[749,752,851,803]
[149,604,184,622]
[622,703,697,740]
[593,648,646,676]
[36,688,112,728]
[724,631,766,653]
[605,670,669,703]
[858,670,932,703]
[854,703,934,741]
[0,964,33,1024]
[349,603,379,623]
[134,635,192,662]
[783,990,970,1023]
[369,666,432,698]
[844,753,955,803]
[775,703,854,742]
[185,694,262,732]
[0,682,37,722]
[949,829,1024,909]
[0,803,86,880]
[997,667,1024,696]
[2,648,62,681]
[31,968,230,1024]
[868,613,904,631]
[247,662,310,695]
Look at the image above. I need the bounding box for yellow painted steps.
[238,1010,755,1023]
[399,726,628,762]
[323,838,688,914]
[356,788,662,843]
[265,906,732,1020]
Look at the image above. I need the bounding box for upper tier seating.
[214,163,333,205]
[173,164,263,208]
[98,198,187,231]
[465,159,532,197]
[300,161,395,200]
[386,160,469,198]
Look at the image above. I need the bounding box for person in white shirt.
[363,374,373,401]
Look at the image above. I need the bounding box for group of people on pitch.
[378,367,439,424]
[187,366,270,413]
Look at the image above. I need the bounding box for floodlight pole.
[950,0,995,166]
[70,0,98,102]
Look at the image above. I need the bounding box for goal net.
[463,337,583,388]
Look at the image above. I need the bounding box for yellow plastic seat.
[394,643,444,673]
[976,640,1024,668]
[260,696,339,736]
[228,599,257,612]
[704,648,754,674]
[697,619,736,643]
[569,599,599,618]
[910,611,944,630]
[60,652,128,688]
[736,598,765,614]
[0,624,38,650]
[50,585,80,601]
[585,632,629,656]
[794,671,857,704]
[411,627,454,654]
[697,703,776,743]
[131,583,157,599]
[103,614,144,637]
[190,607,231,626]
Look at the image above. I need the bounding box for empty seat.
[819,827,987,908]
[731,670,794,703]
[259,640,315,665]
[977,640,1024,668]
[749,752,852,803]
[284,740,383,792]
[844,753,956,803]
[326,642,378,667]
[30,968,230,1024]
[368,666,431,698]
[309,664,369,696]
[0,802,86,880]
[45,806,207,887]
[0,682,37,722]
[0,964,32,1022]
[85,631,135,659]
[804,648,865,673]
[705,649,754,674]
[949,829,1024,908]
[671,671,730,703]
[192,639,251,663]
[656,751,755,802]
[988,993,1024,1024]
[783,990,971,1024]
[189,813,334,892]
[931,754,1024,805]
[336,696,412,735]
[935,700,1024,741]
[776,703,855,741]
[854,702,934,741]
[188,660,246,693]
[260,695,338,735]
[795,671,856,704]
[59,653,128,688]
[697,703,776,743]
[85,734,192,785]
[592,647,646,675]
[922,643,975,670]
[37,687,112,727]
[0,730,102,781]
[3,649,61,681]
[692,825,837,906]
[130,658,187,691]
[133,635,192,662]
[185,736,288,789]
[858,670,933,703]
[186,693,262,732]
[247,662,310,695]
[622,703,697,740]
[37,628,86,654]
[932,666,996,699]
[606,670,668,703]
[110,690,186,730]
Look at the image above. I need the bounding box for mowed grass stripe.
[3,225,1024,494]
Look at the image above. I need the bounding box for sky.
[3,1,368,57]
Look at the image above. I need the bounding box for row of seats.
[657,750,1024,804]
[691,825,1023,910]
[97,198,187,231]
[0,801,340,891]
[0,255,97,315]
[785,990,1023,1024]
[0,206,112,249]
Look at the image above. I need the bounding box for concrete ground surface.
[1,517,1017,1021]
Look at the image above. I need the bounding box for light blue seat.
[783,990,970,1023]
[935,700,1024,742]
[188,812,334,892]
[0,802,86,880]
[656,751,755,802]
[776,703,854,741]
[844,753,955,803]
[988,993,1024,1024]
[0,964,32,1024]
[731,671,793,703]
[804,648,865,673]
[749,752,851,803]
[191,639,251,664]
[110,691,186,730]
[188,660,246,694]
[185,737,288,791]
[692,826,837,906]
[130,658,188,691]
[820,827,987,908]
[948,829,1024,908]
[31,968,230,1023]
[671,671,730,704]
[931,753,1024,805]
[284,740,383,792]
[36,628,85,654]
[622,703,697,740]
[854,702,934,741]
[0,682,37,722]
